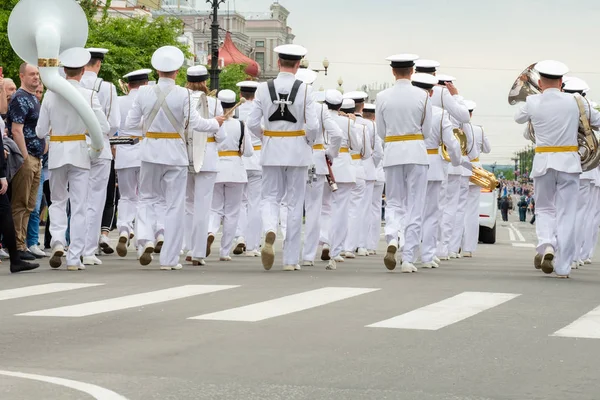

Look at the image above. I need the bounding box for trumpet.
[222,98,247,119]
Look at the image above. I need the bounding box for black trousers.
[43,179,51,249]
[101,160,117,233]
[0,192,20,263]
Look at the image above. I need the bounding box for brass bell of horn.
[508,63,541,144]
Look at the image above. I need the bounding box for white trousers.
[236,170,262,252]
[422,180,442,263]
[534,169,579,276]
[136,162,186,267]
[189,172,217,259]
[345,177,366,252]
[116,167,139,237]
[329,182,354,258]
[84,158,111,256]
[209,182,244,257]
[449,176,470,254]
[302,175,326,262]
[582,186,600,260]
[261,166,307,266]
[49,165,89,266]
[358,180,375,249]
[574,180,592,261]
[320,182,332,246]
[368,181,385,251]
[462,184,481,253]
[384,164,427,262]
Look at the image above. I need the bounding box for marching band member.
[115,69,151,257]
[298,70,342,267]
[37,48,110,271]
[246,44,319,272]
[377,57,433,273]
[514,60,600,278]
[126,46,224,270]
[81,48,120,265]
[207,90,253,261]
[183,65,223,260]
[421,94,462,268]
[233,80,262,257]
[461,101,491,258]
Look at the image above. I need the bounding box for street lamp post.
[337,77,344,94]
[299,58,330,75]
[207,0,225,91]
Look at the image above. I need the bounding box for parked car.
[479,187,499,244]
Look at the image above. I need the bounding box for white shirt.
[355,114,383,181]
[126,77,220,167]
[247,72,319,167]
[311,102,343,175]
[427,106,461,182]
[115,89,142,170]
[376,79,432,167]
[36,80,109,170]
[81,71,120,160]
[515,89,600,177]
[431,85,470,127]
[237,100,262,171]
[215,118,253,183]
[350,121,372,180]
[329,110,360,183]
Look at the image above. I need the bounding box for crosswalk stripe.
[0,283,104,302]
[188,287,380,322]
[512,243,535,248]
[551,305,600,339]
[366,291,520,331]
[17,285,239,317]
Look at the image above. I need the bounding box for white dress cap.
[151,46,185,72]
[563,77,589,93]
[415,59,440,73]
[343,91,368,103]
[534,60,569,79]
[411,73,438,89]
[386,54,419,68]
[325,89,343,105]
[60,47,91,68]
[296,68,317,84]
[463,100,477,111]
[436,74,456,83]
[341,98,356,110]
[218,89,237,105]
[363,103,376,112]
[86,48,109,61]
[123,68,152,82]
[187,65,209,82]
[274,44,308,61]
[313,90,326,103]
[236,81,260,91]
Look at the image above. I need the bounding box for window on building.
[255,40,265,48]
[255,52,265,71]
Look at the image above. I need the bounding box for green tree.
[209,64,251,97]
[0,0,25,82]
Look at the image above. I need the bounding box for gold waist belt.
[427,149,439,155]
[339,147,349,153]
[219,151,241,157]
[253,145,262,151]
[385,134,424,143]
[351,154,361,160]
[207,137,216,143]
[313,144,325,150]
[147,132,181,139]
[50,134,86,142]
[535,146,578,153]
[471,157,480,162]
[264,130,305,137]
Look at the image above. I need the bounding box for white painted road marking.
[17,285,239,317]
[507,226,516,242]
[0,370,129,399]
[552,305,600,339]
[366,292,520,331]
[512,243,535,248]
[0,283,104,302]
[510,223,526,242]
[189,287,380,322]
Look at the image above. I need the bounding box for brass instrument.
[470,166,499,191]
[508,63,600,171]
[207,89,218,97]
[222,97,247,119]
[441,128,468,162]
[118,79,129,95]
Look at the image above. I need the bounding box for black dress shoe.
[18,251,36,261]
[10,260,40,273]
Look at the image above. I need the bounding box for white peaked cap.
[386,54,419,68]
[436,74,456,83]
[563,77,589,92]
[415,59,440,72]
[151,46,185,72]
[344,91,368,102]
[411,73,438,89]
[296,68,318,84]
[363,103,376,112]
[218,89,236,103]
[86,48,109,61]
[534,60,569,79]
[123,68,152,82]
[236,81,259,90]
[274,44,308,61]
[313,90,326,103]
[341,98,355,110]
[464,100,477,111]
[60,47,91,68]
[325,89,343,105]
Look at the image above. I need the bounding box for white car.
[479,187,498,244]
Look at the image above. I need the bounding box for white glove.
[89,147,102,160]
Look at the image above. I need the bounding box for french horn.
[8,0,104,157]
[441,128,468,162]
[508,63,600,172]
[470,166,499,191]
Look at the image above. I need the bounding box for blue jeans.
[26,168,45,248]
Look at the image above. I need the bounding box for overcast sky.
[214,0,600,164]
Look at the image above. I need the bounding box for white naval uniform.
[515,89,600,276]
[369,156,385,253]
[115,88,144,238]
[126,77,220,267]
[431,86,470,126]
[462,123,491,254]
[421,106,461,263]
[302,103,342,262]
[246,72,319,267]
[184,92,223,258]
[377,79,432,263]
[36,80,110,267]
[235,100,263,253]
[209,118,253,257]
[80,71,120,257]
[583,167,600,260]
[328,111,361,259]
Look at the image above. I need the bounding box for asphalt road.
[2,210,600,400]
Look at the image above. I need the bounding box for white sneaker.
[99,235,114,255]
[401,261,418,273]
[220,256,232,261]
[462,251,473,258]
[28,245,47,257]
[320,244,331,261]
[302,260,314,266]
[294,264,302,270]
[438,255,449,261]
[185,250,193,262]
[384,240,398,271]
[421,261,438,269]
[116,232,129,257]
[577,259,584,268]
[282,264,295,271]
[154,234,164,254]
[172,264,183,270]
[0,249,9,259]
[245,250,260,257]
[192,258,206,266]
[368,249,376,256]
[541,246,555,274]
[584,258,593,265]
[139,242,155,266]
[233,237,246,255]
[67,264,85,271]
[344,251,356,259]
[449,252,459,259]
[82,256,102,265]
[49,245,64,269]
[326,259,337,270]
[357,248,368,256]
[434,256,441,264]
[333,255,345,262]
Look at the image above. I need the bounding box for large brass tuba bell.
[470,166,499,191]
[508,63,540,143]
[441,128,468,162]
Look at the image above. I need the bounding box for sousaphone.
[8,0,104,157]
